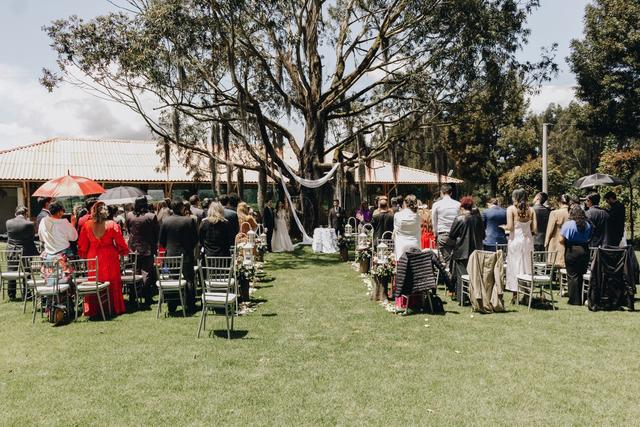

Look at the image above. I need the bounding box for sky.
[0,0,591,151]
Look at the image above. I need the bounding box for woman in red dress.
[78,201,130,317]
[419,207,436,249]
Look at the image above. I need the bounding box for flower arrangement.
[236,258,256,281]
[337,235,349,249]
[354,246,372,262]
[256,240,268,254]
[371,259,395,279]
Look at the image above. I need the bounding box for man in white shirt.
[38,201,78,256]
[431,184,461,264]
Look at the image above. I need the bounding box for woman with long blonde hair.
[237,201,258,234]
[199,201,233,257]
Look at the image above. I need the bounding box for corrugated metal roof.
[0,137,462,185]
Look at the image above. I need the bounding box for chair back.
[588,246,598,265]
[531,251,557,277]
[69,258,100,289]
[494,243,508,257]
[121,252,138,273]
[0,248,23,274]
[39,256,63,292]
[155,255,184,288]
[201,256,234,293]
[22,255,44,287]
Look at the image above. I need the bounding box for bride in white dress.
[272,201,294,253]
[505,189,537,303]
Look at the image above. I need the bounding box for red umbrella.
[33,173,106,198]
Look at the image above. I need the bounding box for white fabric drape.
[277,166,314,245]
[282,161,340,188]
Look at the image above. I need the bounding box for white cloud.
[527,84,577,113]
[0,64,153,150]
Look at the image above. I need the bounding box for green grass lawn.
[1,247,639,426]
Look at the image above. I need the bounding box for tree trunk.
[209,157,217,195]
[258,167,267,211]
[237,167,245,201]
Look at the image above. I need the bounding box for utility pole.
[542,123,549,193]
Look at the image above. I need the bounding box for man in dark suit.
[35,197,52,234]
[604,191,625,246]
[159,201,198,313]
[5,206,38,300]
[126,197,159,307]
[371,196,394,245]
[220,193,240,241]
[189,194,204,221]
[532,192,551,251]
[328,199,345,236]
[585,193,609,247]
[262,198,275,252]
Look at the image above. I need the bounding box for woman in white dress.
[505,188,537,304]
[272,201,294,253]
[393,194,421,260]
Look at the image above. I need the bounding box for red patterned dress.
[78,220,130,317]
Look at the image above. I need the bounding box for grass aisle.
[1,247,639,426]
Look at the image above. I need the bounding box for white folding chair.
[580,247,599,305]
[120,252,143,306]
[155,255,187,318]
[198,256,237,339]
[31,259,70,324]
[0,248,25,300]
[70,258,111,321]
[517,251,558,311]
[20,255,46,314]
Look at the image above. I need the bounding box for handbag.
[48,304,67,325]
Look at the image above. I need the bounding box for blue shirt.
[560,220,592,245]
[482,206,507,246]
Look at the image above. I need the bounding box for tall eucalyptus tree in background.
[42,0,552,227]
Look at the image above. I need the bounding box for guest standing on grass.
[561,205,593,305]
[77,197,97,231]
[220,194,240,240]
[604,191,625,246]
[262,199,275,252]
[199,201,233,258]
[419,207,436,249]
[189,195,204,220]
[393,195,421,260]
[545,195,570,268]
[38,201,78,257]
[5,206,38,300]
[481,198,507,251]
[35,197,53,233]
[371,196,395,245]
[238,202,258,234]
[328,199,345,236]
[355,201,372,225]
[431,184,460,265]
[449,197,485,299]
[78,201,130,317]
[533,192,551,251]
[159,201,198,314]
[505,189,536,304]
[125,197,159,307]
[585,193,609,247]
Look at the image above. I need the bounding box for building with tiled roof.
[0,137,462,232]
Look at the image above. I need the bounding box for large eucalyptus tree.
[43,0,548,227]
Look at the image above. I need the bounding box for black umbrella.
[98,186,148,205]
[573,173,626,189]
